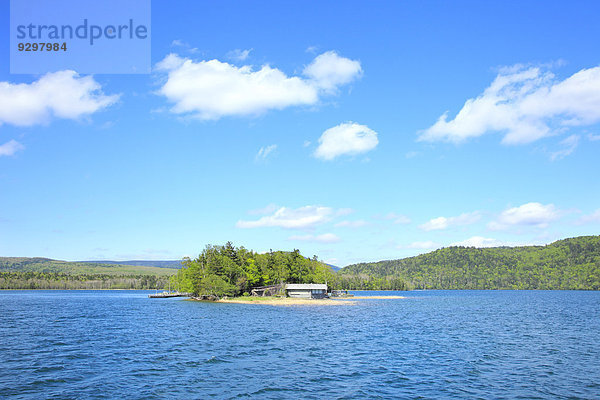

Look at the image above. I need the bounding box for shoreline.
[189,295,406,305]
[213,297,357,306]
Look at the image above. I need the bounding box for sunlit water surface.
[1,290,599,399]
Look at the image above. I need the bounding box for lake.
[1,290,599,399]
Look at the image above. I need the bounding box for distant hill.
[83,260,183,269]
[326,263,341,271]
[339,235,600,290]
[0,257,178,276]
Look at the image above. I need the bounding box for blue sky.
[1,0,599,266]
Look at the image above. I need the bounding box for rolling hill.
[339,235,600,290]
[0,257,178,276]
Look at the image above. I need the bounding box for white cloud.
[488,202,559,230]
[288,233,340,243]
[336,208,355,217]
[247,203,279,215]
[255,144,277,162]
[227,48,252,62]
[399,241,440,250]
[314,122,378,160]
[334,220,369,228]
[0,140,25,157]
[587,133,600,141]
[0,71,118,127]
[451,236,502,248]
[550,134,579,161]
[156,51,361,120]
[420,212,481,231]
[420,217,450,231]
[303,51,362,93]
[236,205,335,229]
[419,64,600,145]
[578,209,600,224]
[383,212,411,224]
[170,40,198,54]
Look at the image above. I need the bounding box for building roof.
[285,283,327,290]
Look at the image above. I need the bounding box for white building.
[285,283,328,299]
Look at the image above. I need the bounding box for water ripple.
[0,290,599,399]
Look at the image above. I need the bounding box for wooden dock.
[148,292,192,298]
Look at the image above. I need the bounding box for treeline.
[4,235,599,292]
[340,236,600,290]
[0,271,170,290]
[170,242,336,297]
[0,257,177,276]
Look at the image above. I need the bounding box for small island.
[167,244,408,305]
[169,243,344,303]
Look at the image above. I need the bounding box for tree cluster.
[170,242,336,297]
[0,271,170,290]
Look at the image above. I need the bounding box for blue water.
[1,291,599,399]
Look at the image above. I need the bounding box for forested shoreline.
[340,236,600,290]
[2,236,599,292]
[0,271,170,290]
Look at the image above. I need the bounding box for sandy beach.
[216,297,357,306]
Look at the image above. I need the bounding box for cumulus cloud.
[303,51,362,93]
[314,122,378,160]
[255,144,277,162]
[0,140,25,157]
[420,212,481,231]
[0,71,118,127]
[419,64,600,145]
[288,233,340,243]
[334,220,369,228]
[550,134,580,161]
[488,202,559,230]
[451,236,502,248]
[156,51,361,120]
[227,48,252,62]
[236,205,336,229]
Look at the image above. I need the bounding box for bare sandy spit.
[215,297,357,306]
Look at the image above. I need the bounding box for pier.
[148,292,192,298]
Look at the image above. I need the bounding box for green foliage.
[170,243,336,298]
[339,235,600,290]
[0,257,177,290]
[0,271,171,290]
[0,257,178,276]
[5,235,597,292]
